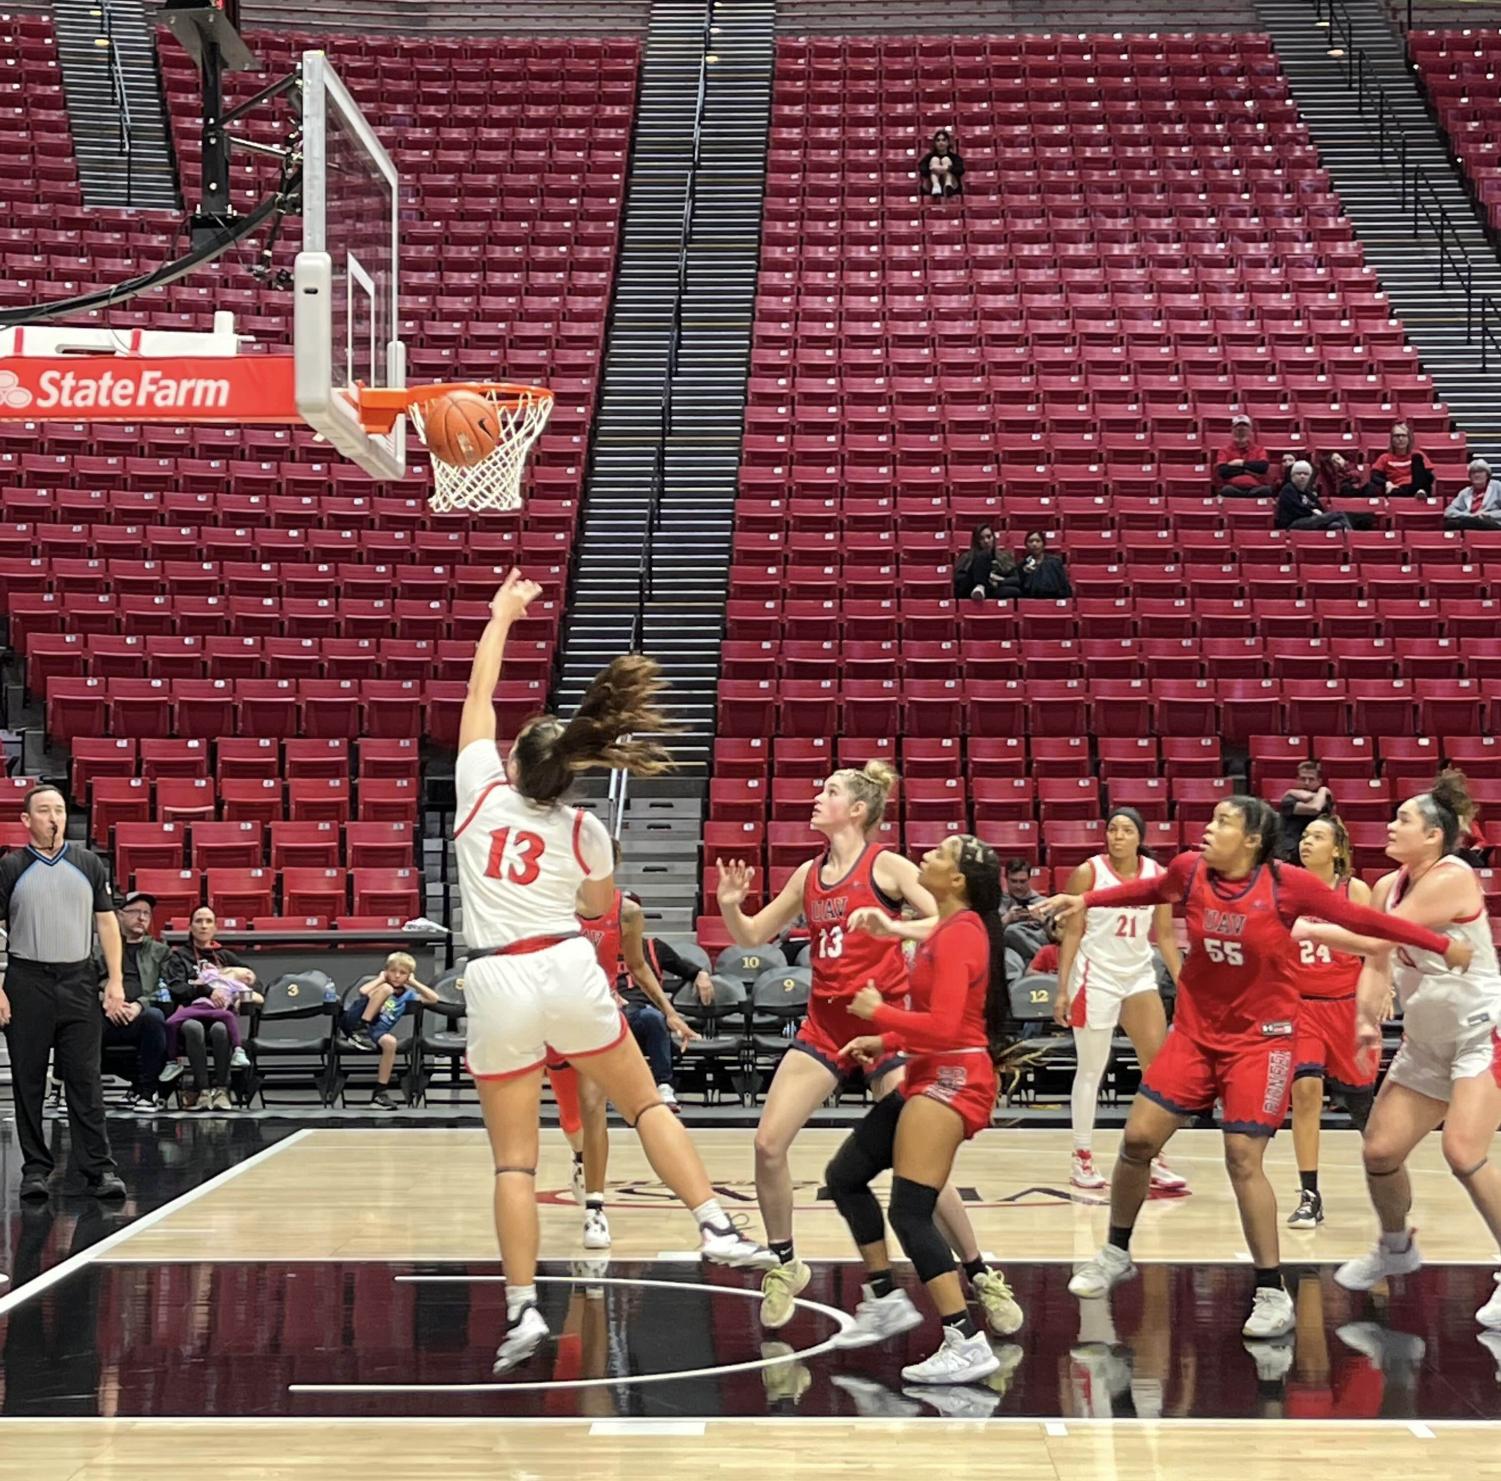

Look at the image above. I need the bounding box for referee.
[0,785,126,1201]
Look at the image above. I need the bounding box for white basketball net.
[408,385,554,513]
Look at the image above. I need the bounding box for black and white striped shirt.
[0,843,112,965]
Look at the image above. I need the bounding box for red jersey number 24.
[484,827,545,885]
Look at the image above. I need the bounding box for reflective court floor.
[1,1122,1499,1478]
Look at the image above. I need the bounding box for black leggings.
[180,1017,231,1090]
[824,1090,955,1283]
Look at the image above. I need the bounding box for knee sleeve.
[826,1132,889,1247]
[548,1064,582,1137]
[888,1176,953,1284]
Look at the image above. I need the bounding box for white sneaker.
[1149,1156,1188,1192]
[760,1257,811,1328]
[582,1205,611,1250]
[229,1047,249,1070]
[493,1304,548,1374]
[657,1082,681,1114]
[1476,1271,1501,1330]
[1070,1150,1107,1189]
[972,1269,1024,1336]
[1068,1243,1135,1298]
[1334,1231,1423,1290]
[699,1219,777,1270]
[832,1285,924,1350]
[1242,1286,1295,1339]
[901,1325,1002,1385]
[570,1157,585,1207]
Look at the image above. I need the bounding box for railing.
[632,0,714,654]
[101,0,135,208]
[1310,0,1501,370]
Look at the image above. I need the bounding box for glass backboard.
[294,49,405,480]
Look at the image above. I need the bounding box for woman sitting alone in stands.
[162,905,261,1112]
[917,128,963,197]
[1444,459,1501,531]
[1369,422,1434,499]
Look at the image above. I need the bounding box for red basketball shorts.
[792,996,904,1084]
[1294,995,1375,1093]
[901,1049,997,1139]
[1138,1026,1295,1137]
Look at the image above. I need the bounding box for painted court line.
[0,1128,311,1317]
[590,1421,706,1437]
[291,1273,852,1394]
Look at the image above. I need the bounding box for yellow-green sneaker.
[759,1256,811,1328]
[973,1269,1024,1336]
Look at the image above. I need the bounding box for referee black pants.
[3,957,115,1179]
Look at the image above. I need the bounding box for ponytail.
[1415,767,1472,853]
[832,759,898,833]
[512,655,677,805]
[950,835,1018,1065]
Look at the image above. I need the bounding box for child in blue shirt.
[339,952,438,1109]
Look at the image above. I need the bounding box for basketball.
[422,389,500,467]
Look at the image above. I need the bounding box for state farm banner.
[0,355,301,422]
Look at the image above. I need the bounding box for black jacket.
[1019,553,1072,599]
[1274,479,1326,529]
[917,150,964,191]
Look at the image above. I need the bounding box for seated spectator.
[1018,529,1072,598]
[162,905,260,1112]
[1444,458,1501,530]
[953,522,1020,602]
[338,952,438,1110]
[96,891,169,1111]
[917,127,963,197]
[1000,857,1049,963]
[1313,448,1367,502]
[1215,414,1273,498]
[1368,422,1434,498]
[1278,758,1335,861]
[635,936,718,1110]
[1274,460,1372,530]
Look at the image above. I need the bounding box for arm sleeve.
[1083,852,1192,909]
[455,740,505,812]
[1280,867,1452,957]
[574,810,614,878]
[869,921,984,1051]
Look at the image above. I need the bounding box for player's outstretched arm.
[458,570,542,751]
[715,857,809,946]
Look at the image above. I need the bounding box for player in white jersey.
[455,573,772,1375]
[1050,808,1185,1192]
[1296,773,1499,1328]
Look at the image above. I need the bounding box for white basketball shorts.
[464,936,627,1081]
[1070,957,1160,1031]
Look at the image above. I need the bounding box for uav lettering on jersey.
[1202,908,1248,936]
[808,896,850,924]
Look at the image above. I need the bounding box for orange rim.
[355,381,553,435]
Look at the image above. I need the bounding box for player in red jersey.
[825,835,1026,1386]
[1286,815,1378,1231]
[571,842,699,1250]
[717,762,1010,1334]
[1038,796,1469,1341]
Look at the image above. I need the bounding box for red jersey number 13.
[485,827,545,886]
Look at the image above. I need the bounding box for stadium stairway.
[556,0,772,776]
[52,0,179,209]
[1258,0,1501,452]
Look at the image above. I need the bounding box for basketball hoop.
[359,381,554,513]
